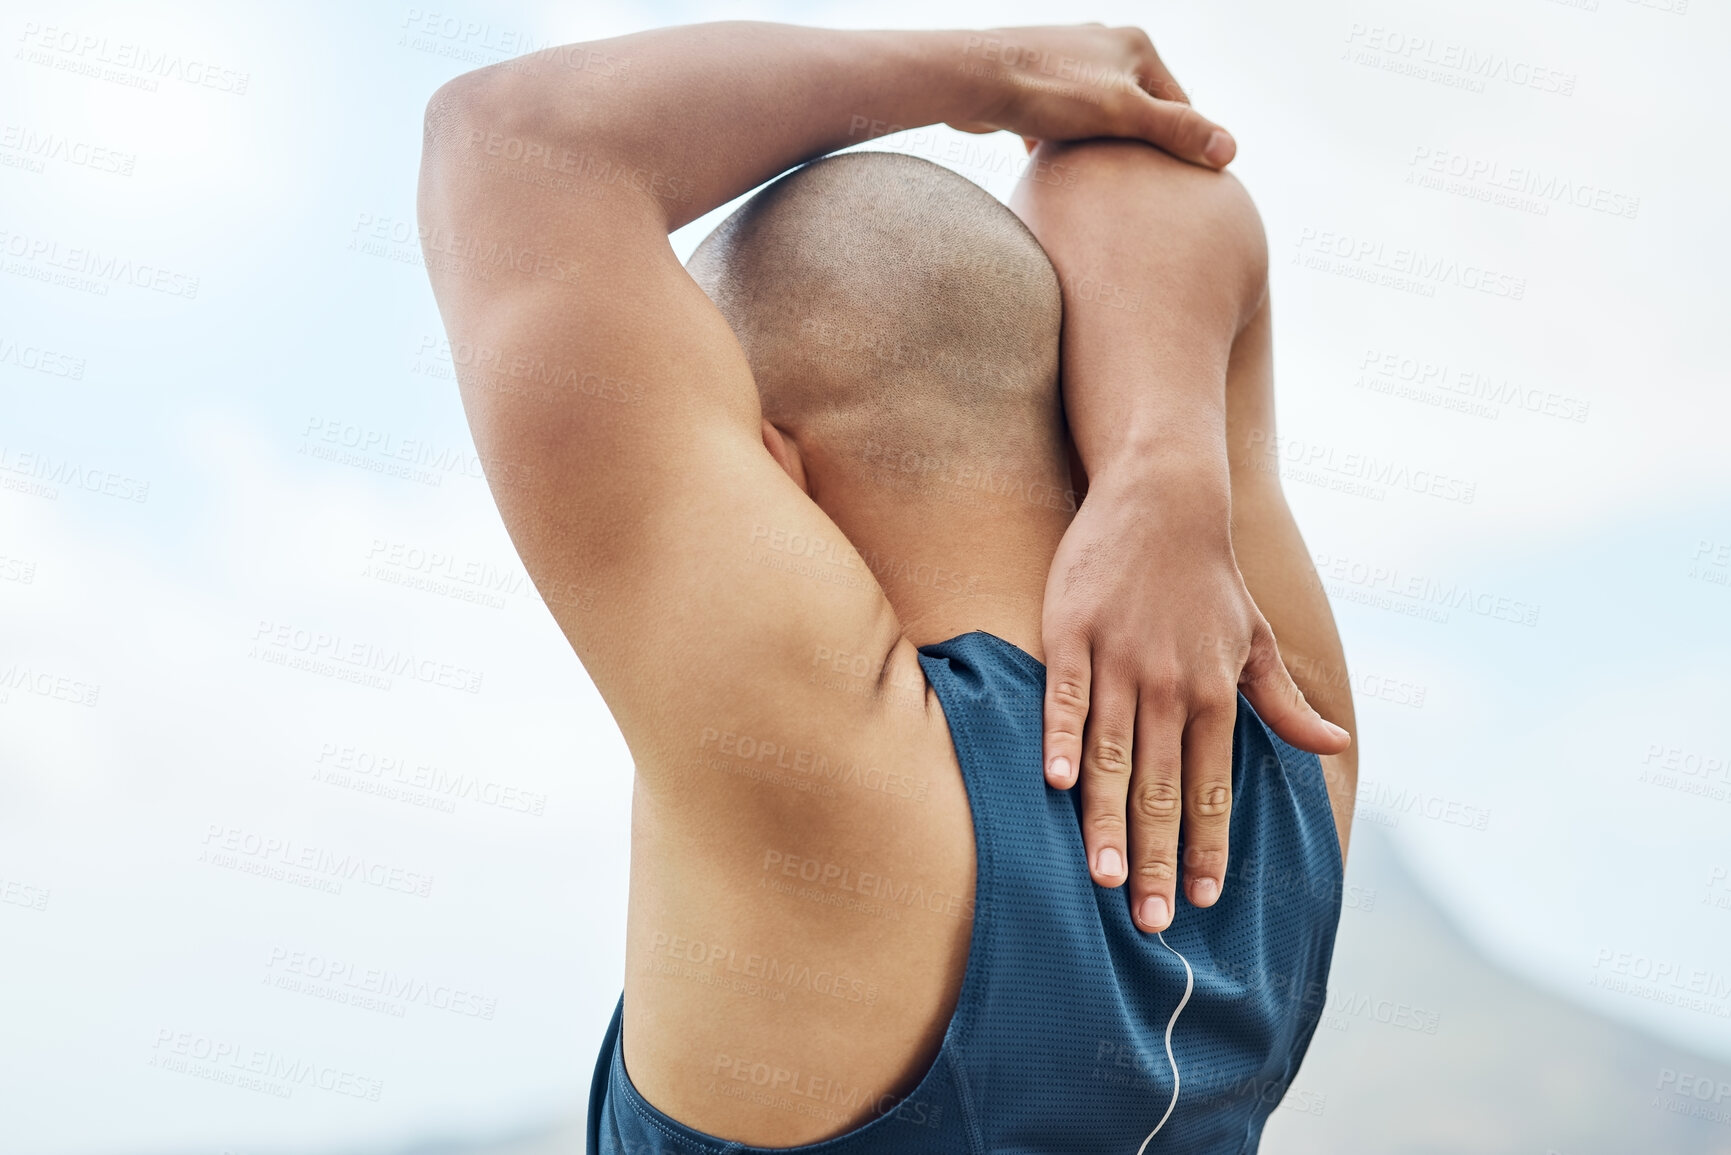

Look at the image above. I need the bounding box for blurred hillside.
[1263,827,1731,1154]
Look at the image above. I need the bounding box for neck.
[810,463,1076,663]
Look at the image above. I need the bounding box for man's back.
[416,25,1357,1152]
[596,631,1342,1152]
[586,152,1346,1149]
[618,619,980,1143]
[600,151,1076,1145]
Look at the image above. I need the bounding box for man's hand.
[946,25,1235,169]
[1041,469,1351,932]
[1010,140,1351,934]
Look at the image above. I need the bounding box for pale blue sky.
[2,0,1727,1149]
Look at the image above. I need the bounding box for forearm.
[426,22,998,232]
[1010,139,1267,502]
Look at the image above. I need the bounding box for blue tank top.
[590,631,1343,1154]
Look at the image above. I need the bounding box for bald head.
[688,152,1065,500]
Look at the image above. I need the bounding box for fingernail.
[1323,721,1350,742]
[1203,130,1235,167]
[1192,877,1219,905]
[1097,847,1123,880]
[1048,755,1072,785]
[1139,895,1170,929]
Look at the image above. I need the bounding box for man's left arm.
[1011,139,1354,933]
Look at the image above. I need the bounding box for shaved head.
[688,152,1065,501]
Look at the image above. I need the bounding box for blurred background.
[2,0,1727,1151]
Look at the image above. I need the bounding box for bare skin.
[1014,140,1359,910]
[417,22,1354,1147]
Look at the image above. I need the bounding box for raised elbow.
[421,66,509,167]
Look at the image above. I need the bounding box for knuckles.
[1133,783,1182,821]
[1193,684,1240,718]
[1166,102,1210,155]
[1047,679,1089,711]
[1087,812,1128,839]
[1137,669,1186,703]
[1086,738,1133,777]
[1189,785,1232,818]
[1183,845,1228,872]
[1134,859,1176,885]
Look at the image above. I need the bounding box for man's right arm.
[416,23,1230,769]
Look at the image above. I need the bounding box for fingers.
[1112,26,1233,166]
[1124,94,1236,169]
[1042,636,1091,789]
[1126,696,1183,931]
[1240,622,1353,755]
[1056,659,1244,930]
[1130,42,1189,105]
[1077,681,1137,889]
[1179,699,1235,909]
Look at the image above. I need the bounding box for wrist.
[1086,453,1232,523]
[1079,417,1228,482]
[874,28,1013,129]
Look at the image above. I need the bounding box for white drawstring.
[1135,931,1194,1155]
